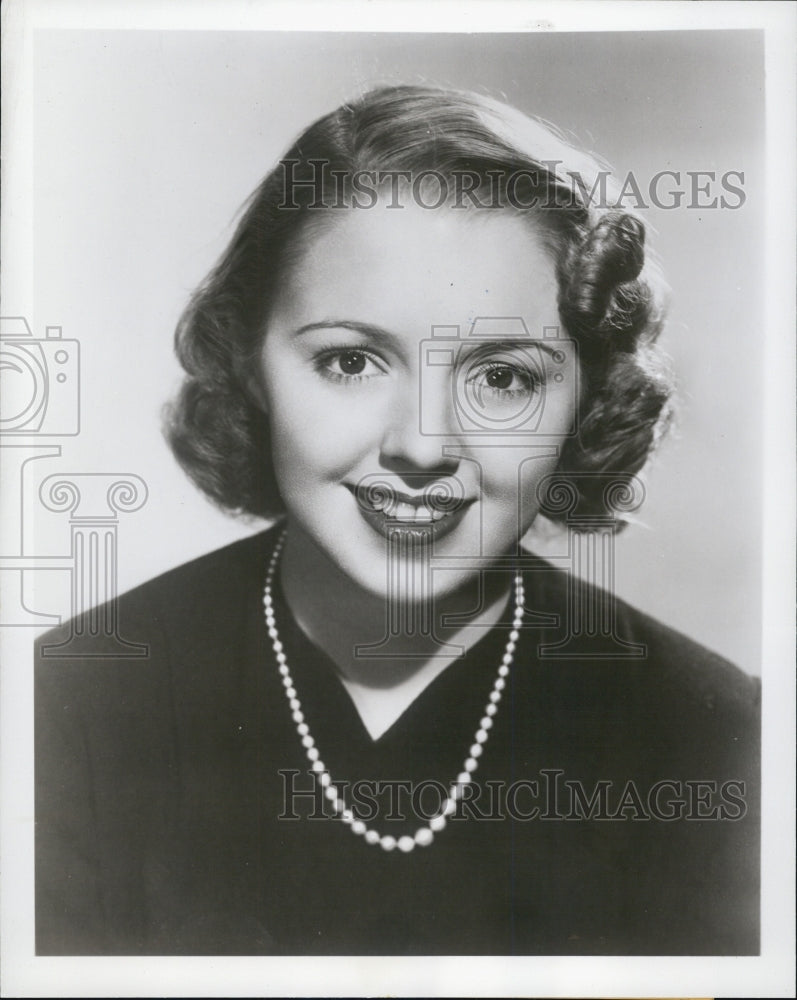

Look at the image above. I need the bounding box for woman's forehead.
[271,204,561,337]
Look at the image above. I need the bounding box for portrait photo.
[1,2,794,997]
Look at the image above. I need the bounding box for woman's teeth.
[368,495,450,522]
[389,500,448,523]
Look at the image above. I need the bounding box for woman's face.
[259,202,580,600]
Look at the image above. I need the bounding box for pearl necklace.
[263,529,525,853]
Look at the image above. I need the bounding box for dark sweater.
[35,526,760,955]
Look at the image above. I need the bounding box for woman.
[35,85,759,955]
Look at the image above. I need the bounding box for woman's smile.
[258,201,580,601]
[349,480,475,541]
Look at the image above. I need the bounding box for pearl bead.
[485,703,498,717]
[324,785,337,801]
[352,820,366,836]
[495,678,506,691]
[273,639,283,653]
[489,690,502,704]
[301,734,314,748]
[397,836,415,853]
[319,771,331,787]
[285,687,297,700]
[294,714,306,728]
[443,797,457,817]
[311,759,325,773]
[505,641,516,655]
[509,629,519,643]
[380,835,397,852]
[464,757,478,772]
[456,771,471,786]
[281,676,292,688]
[415,827,434,846]
[365,829,380,845]
[341,809,354,823]
[475,729,488,743]
[306,747,319,761]
[279,664,290,677]
[430,814,447,832]
[498,663,510,676]
[480,716,493,730]
[470,743,483,757]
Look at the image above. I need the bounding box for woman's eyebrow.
[467,336,560,351]
[293,319,397,347]
[452,337,564,362]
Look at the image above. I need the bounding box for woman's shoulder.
[36,525,279,659]
[34,526,281,729]
[516,557,759,814]
[110,524,276,623]
[521,554,760,720]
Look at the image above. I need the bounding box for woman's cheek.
[269,394,369,484]
[476,448,561,529]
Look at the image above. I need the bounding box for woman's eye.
[317,348,386,382]
[468,363,539,397]
[336,350,368,375]
[484,366,516,391]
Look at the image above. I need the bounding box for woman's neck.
[277,522,512,740]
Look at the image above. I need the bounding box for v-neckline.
[269,575,515,754]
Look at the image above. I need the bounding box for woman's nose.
[379,371,460,473]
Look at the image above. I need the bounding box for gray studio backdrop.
[29,29,763,674]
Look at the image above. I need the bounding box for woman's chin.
[332,554,489,612]
[285,504,514,610]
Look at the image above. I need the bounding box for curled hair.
[165,85,674,527]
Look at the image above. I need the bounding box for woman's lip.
[347,483,471,516]
[347,484,474,542]
[357,502,472,543]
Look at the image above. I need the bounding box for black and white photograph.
[1,1,794,996]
